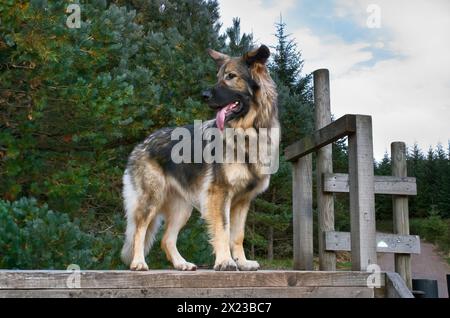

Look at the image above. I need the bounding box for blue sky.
[218,0,450,160]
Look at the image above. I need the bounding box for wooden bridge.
[0,69,418,298]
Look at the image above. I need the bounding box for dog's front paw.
[130,260,149,271]
[174,261,197,271]
[236,259,260,271]
[214,259,238,271]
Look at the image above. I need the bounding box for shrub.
[0,198,124,269]
[410,213,448,244]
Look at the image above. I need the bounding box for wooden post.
[391,142,412,290]
[293,155,313,270]
[314,69,336,271]
[348,115,377,271]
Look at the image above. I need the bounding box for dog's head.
[202,45,271,131]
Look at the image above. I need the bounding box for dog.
[121,45,279,271]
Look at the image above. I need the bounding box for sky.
[218,0,450,160]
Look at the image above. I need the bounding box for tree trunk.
[267,226,274,261]
[250,221,255,260]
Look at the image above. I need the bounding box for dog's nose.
[202,90,212,101]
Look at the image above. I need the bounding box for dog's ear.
[207,49,230,68]
[244,45,270,66]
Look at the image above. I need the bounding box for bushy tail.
[120,215,163,266]
[121,170,164,265]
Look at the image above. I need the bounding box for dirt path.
[377,241,449,298]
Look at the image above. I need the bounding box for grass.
[258,253,353,271]
[258,258,293,270]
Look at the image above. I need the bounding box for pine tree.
[225,18,254,56]
[374,152,392,220]
[407,143,426,216]
[435,143,450,216]
[423,147,438,215]
[270,16,303,91]
[269,17,313,147]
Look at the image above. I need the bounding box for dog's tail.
[120,171,164,266]
[121,216,163,266]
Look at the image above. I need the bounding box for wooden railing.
[285,69,419,290]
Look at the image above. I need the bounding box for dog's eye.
[226,73,237,80]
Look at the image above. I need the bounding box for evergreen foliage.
[0,1,448,268]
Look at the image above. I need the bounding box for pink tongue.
[216,104,233,131]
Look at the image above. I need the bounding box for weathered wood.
[0,287,375,298]
[323,173,417,196]
[284,114,356,162]
[0,270,384,289]
[385,272,414,298]
[325,231,420,254]
[314,69,336,271]
[374,287,386,298]
[392,142,413,290]
[293,155,313,270]
[348,115,377,271]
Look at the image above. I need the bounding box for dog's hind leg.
[161,197,196,271]
[121,162,165,271]
[230,200,260,271]
[129,205,159,271]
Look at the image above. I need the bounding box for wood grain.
[385,272,414,298]
[0,270,384,289]
[325,231,420,254]
[0,286,375,298]
[314,69,336,271]
[284,114,356,162]
[322,173,417,196]
[391,142,413,290]
[292,155,314,270]
[348,115,377,271]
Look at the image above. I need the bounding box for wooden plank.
[323,173,417,196]
[391,142,413,290]
[325,231,421,254]
[284,114,356,162]
[292,155,314,270]
[0,271,385,289]
[348,115,377,271]
[385,272,414,298]
[374,287,386,298]
[0,287,375,298]
[314,69,336,271]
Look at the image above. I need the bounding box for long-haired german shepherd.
[121,45,279,271]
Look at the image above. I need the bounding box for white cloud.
[219,0,295,45]
[331,0,450,158]
[218,0,450,159]
[291,28,373,77]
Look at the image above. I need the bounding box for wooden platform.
[0,270,413,298]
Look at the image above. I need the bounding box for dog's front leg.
[203,186,237,271]
[230,200,260,271]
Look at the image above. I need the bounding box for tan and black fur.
[121,45,279,271]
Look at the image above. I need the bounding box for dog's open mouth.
[215,101,242,131]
